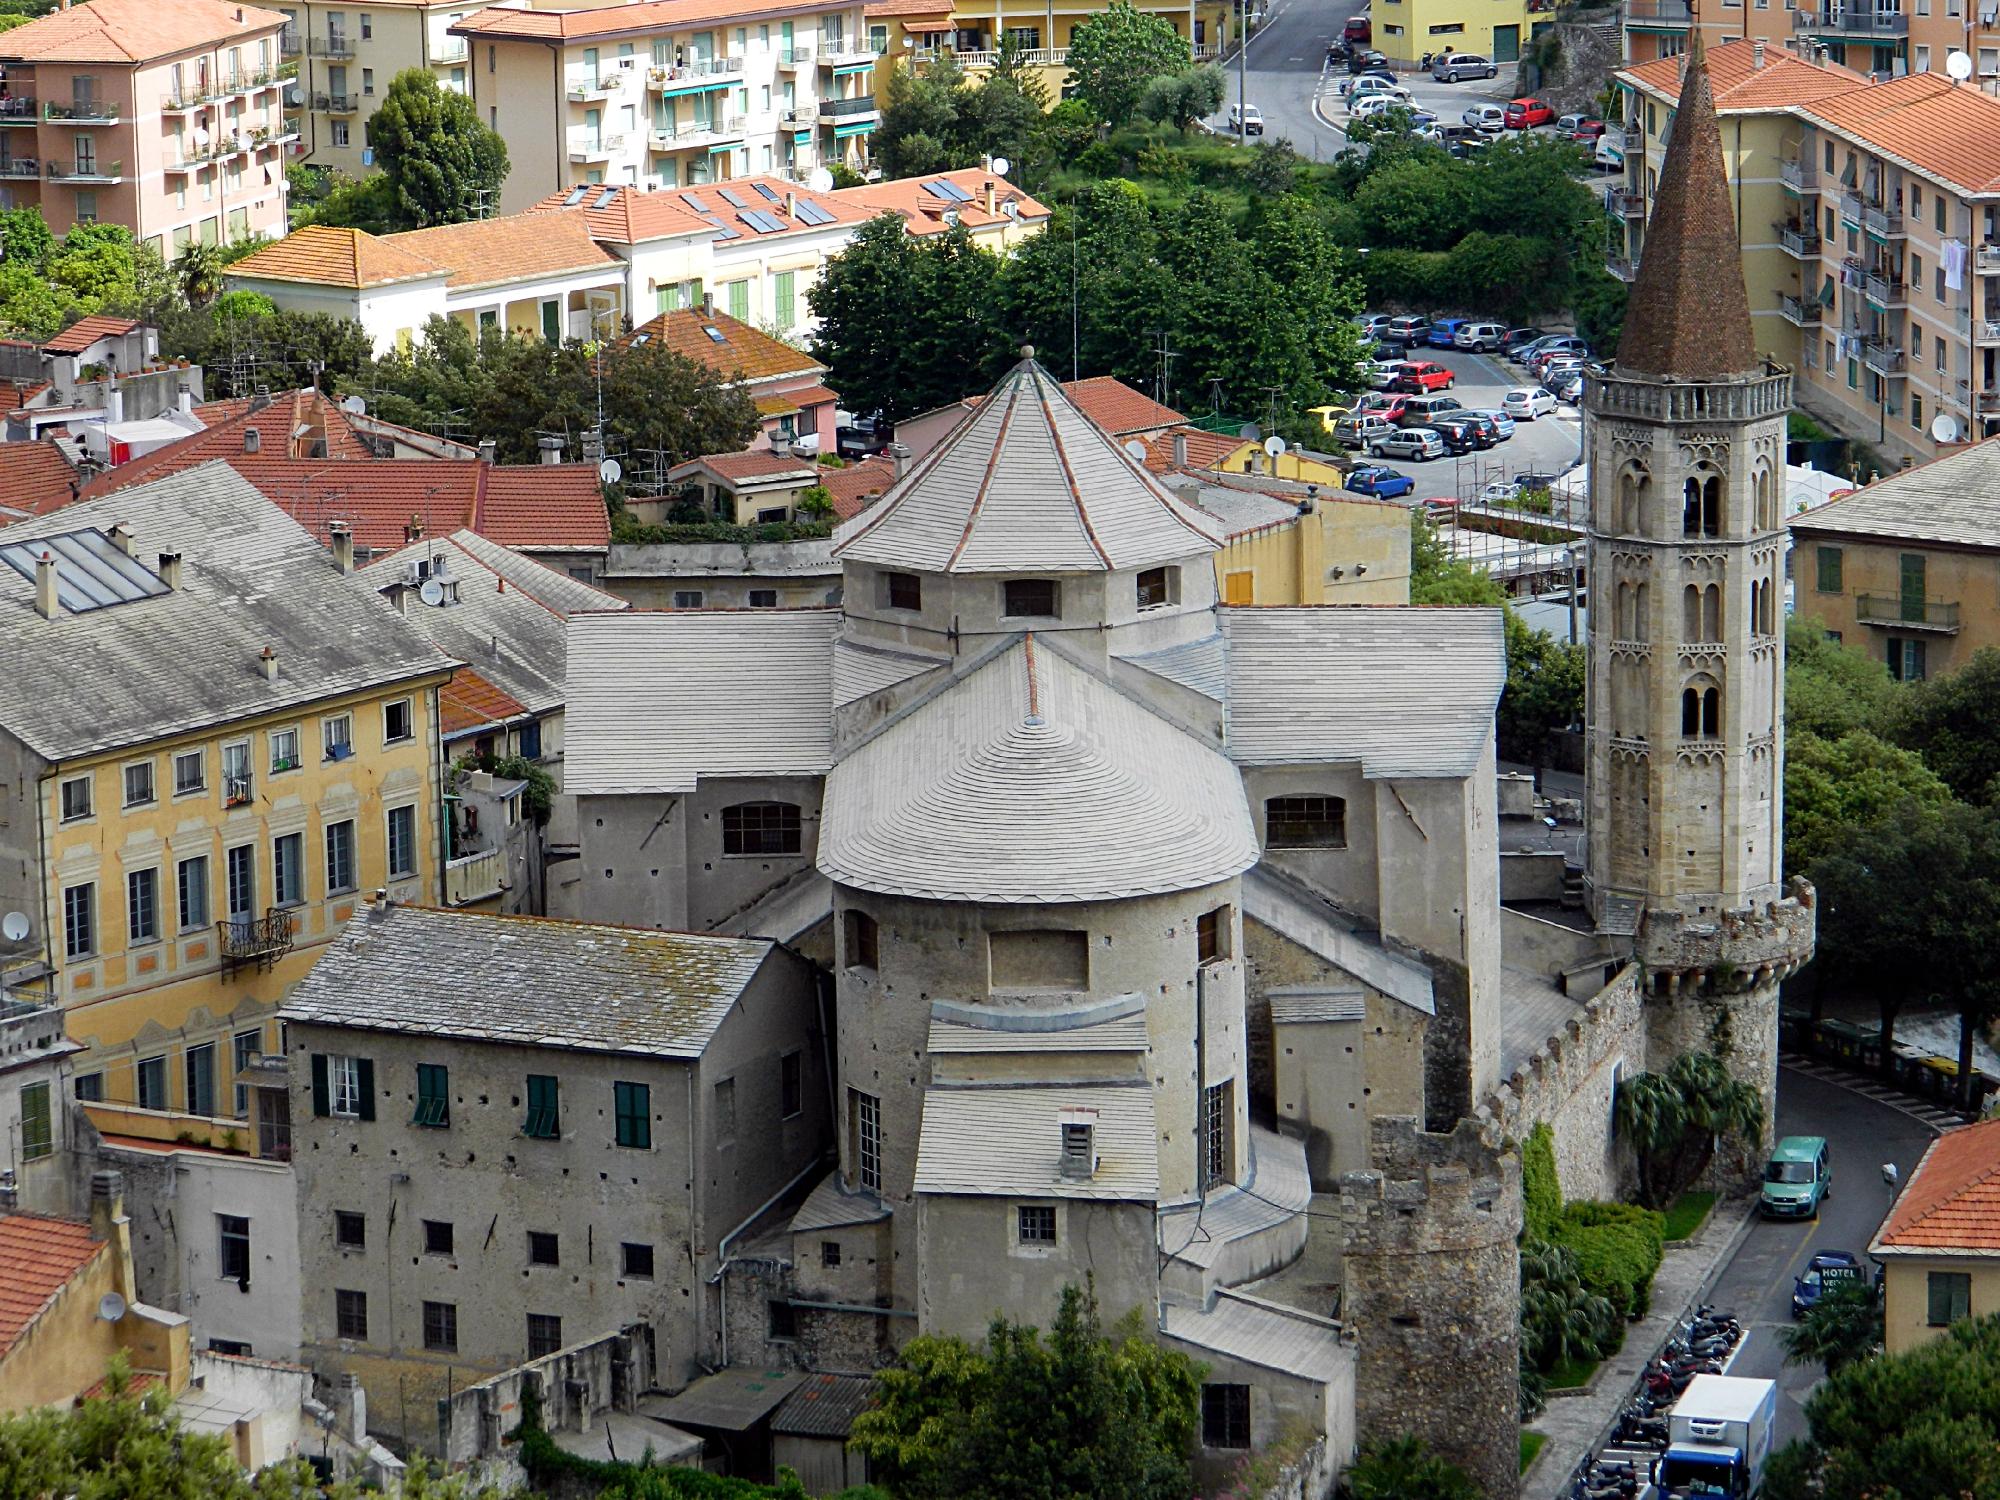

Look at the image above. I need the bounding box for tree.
[1519,1238,1616,1373]
[0,204,53,266]
[1063,0,1193,127]
[1780,1278,1883,1376]
[1614,1051,1764,1209]
[367,68,509,230]
[876,59,968,179]
[1341,1437,1481,1500]
[1893,647,2000,805]
[1785,616,1906,742]
[1784,728,1951,876]
[1138,64,1225,132]
[174,239,226,308]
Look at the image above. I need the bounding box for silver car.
[1370,427,1447,461]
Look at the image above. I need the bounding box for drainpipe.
[709,1153,832,1369]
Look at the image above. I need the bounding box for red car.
[1505,96,1555,130]
[1358,392,1410,421]
[1343,15,1370,42]
[1391,361,1454,393]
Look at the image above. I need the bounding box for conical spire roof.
[1616,51,1761,380]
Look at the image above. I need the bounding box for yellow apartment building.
[1871,1117,2000,1353]
[1372,0,1555,67]
[0,462,454,1119]
[896,0,1225,91]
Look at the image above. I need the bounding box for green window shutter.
[414,1063,450,1127]
[615,1081,650,1149]
[525,1074,560,1138]
[542,301,560,342]
[774,271,794,328]
[355,1058,376,1121]
[728,279,749,321]
[20,1082,51,1160]
[1816,546,1842,593]
[311,1052,330,1117]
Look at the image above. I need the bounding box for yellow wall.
[1792,532,1995,679]
[1882,1255,2000,1355]
[1214,494,1411,606]
[1373,0,1543,65]
[47,679,449,1108]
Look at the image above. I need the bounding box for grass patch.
[1545,1353,1601,1390]
[1663,1190,1717,1242]
[1520,1432,1548,1473]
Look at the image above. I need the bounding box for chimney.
[327,522,353,574]
[888,441,911,479]
[392,584,410,615]
[1172,430,1189,468]
[335,1374,367,1443]
[404,514,423,543]
[478,438,497,464]
[247,387,271,414]
[106,386,124,426]
[538,436,565,465]
[369,887,392,918]
[34,551,56,619]
[0,1169,17,1215]
[1753,38,1766,68]
[178,387,194,418]
[243,426,261,454]
[89,1170,132,1297]
[108,521,135,557]
[984,180,997,215]
[785,190,797,217]
[157,551,183,589]
[701,290,715,317]
[259,646,279,682]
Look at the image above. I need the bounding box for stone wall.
[436,1324,655,1465]
[1644,977,1783,1169]
[1254,1434,1340,1500]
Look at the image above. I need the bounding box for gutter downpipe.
[710,1153,828,1368]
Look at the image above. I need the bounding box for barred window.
[1264,795,1348,849]
[721,801,801,856]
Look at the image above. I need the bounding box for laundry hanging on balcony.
[1943,237,1967,291]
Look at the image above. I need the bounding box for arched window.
[1753,467,1775,531]
[1618,465,1649,535]
[1682,687,1701,737]
[1702,687,1720,737]
[1265,795,1347,849]
[1683,584,1701,641]
[1761,576,1777,634]
[1682,471,1722,537]
[1703,584,1721,641]
[721,801,802,856]
[1682,675,1722,739]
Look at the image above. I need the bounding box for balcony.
[309,34,354,57]
[822,93,881,119]
[953,45,1071,66]
[279,25,300,55]
[1606,186,1645,219]
[1976,317,2000,343]
[1794,5,1909,32]
[1861,338,1906,375]
[777,41,815,69]
[648,115,742,150]
[45,101,120,123]
[217,909,295,975]
[1779,158,1818,193]
[565,64,632,100]
[567,130,627,162]
[1860,267,1906,306]
[1778,224,1822,258]
[46,158,124,182]
[783,101,820,126]
[817,43,878,66]
[250,119,301,148]
[1864,200,1905,236]
[434,39,468,63]
[648,55,743,91]
[1625,0,1694,25]
[0,157,37,179]
[444,847,503,907]
[0,97,34,126]
[1856,594,1960,632]
[1779,292,1823,326]
[313,91,359,114]
[161,86,221,112]
[1607,255,1638,282]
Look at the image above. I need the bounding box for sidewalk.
[1520,1194,1758,1498]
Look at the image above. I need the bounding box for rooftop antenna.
[1147,329,1179,408]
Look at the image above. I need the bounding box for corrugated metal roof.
[788,1171,891,1233]
[1222,608,1504,777]
[769,1373,877,1438]
[914,1083,1159,1200]
[819,636,1258,902]
[1788,438,2000,549]
[832,357,1223,574]
[280,904,774,1059]
[563,609,838,795]
[1269,988,1366,1024]
[927,1011,1150,1053]
[1113,632,1227,702]
[831,637,947,707]
[1160,1292,1348,1384]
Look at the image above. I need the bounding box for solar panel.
[717,187,747,207]
[742,209,785,232]
[681,191,709,210]
[0,529,170,614]
[753,181,782,202]
[700,214,739,240]
[794,201,834,226]
[922,179,971,202]
[563,187,589,206]
[593,187,618,208]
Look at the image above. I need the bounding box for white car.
[1461,103,1506,133]
[1502,387,1559,420]
[1228,103,1264,136]
[1366,358,1404,390]
[1350,92,1413,119]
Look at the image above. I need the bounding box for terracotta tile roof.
[218,458,608,552]
[818,453,896,519]
[619,309,826,383]
[833,168,1053,236]
[43,316,140,355]
[440,666,531,736]
[80,1370,162,1402]
[1141,426,1246,473]
[1618,38,1863,111]
[0,1214,104,1362]
[0,0,285,62]
[81,388,375,499]
[380,211,621,292]
[754,383,840,416]
[1616,56,1760,381]
[224,225,445,290]
[1876,1119,2000,1252]
[453,0,850,42]
[1799,72,2000,194]
[480,465,613,550]
[1062,376,1183,436]
[678,449,821,482]
[0,380,50,412]
[0,440,80,517]
[865,0,953,14]
[527,176,867,247]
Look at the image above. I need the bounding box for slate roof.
[0,0,283,62]
[1160,1294,1348,1383]
[830,636,944,707]
[224,226,446,289]
[281,903,776,1058]
[819,635,1259,902]
[1874,1118,2000,1255]
[1220,608,1505,777]
[0,463,455,763]
[769,1374,876,1439]
[1789,436,2000,549]
[914,1084,1160,1200]
[833,356,1224,574]
[0,1214,105,1361]
[563,609,839,795]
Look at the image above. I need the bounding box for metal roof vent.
[1058,1109,1097,1180]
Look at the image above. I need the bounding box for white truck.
[1652,1375,1776,1500]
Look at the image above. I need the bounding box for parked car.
[1431,51,1497,82]
[1504,97,1555,130]
[1307,402,1353,436]
[1427,317,1472,348]
[1510,334,1571,364]
[836,418,891,458]
[1461,408,1513,439]
[1503,386,1558,420]
[1498,327,1547,354]
[1435,413,1498,447]
[1554,113,1605,140]
[1228,103,1265,135]
[1398,393,1464,425]
[1424,418,1482,455]
[1350,92,1413,120]
[1344,14,1371,41]
[1365,359,1404,390]
[1391,361,1455,393]
[1556,372,1584,404]
[1356,313,1392,338]
[1333,413,1398,449]
[1357,392,1410,420]
[1528,335,1590,367]
[1371,427,1447,461]
[1453,321,1507,352]
[1762,1135,1833,1219]
[1341,70,1400,96]
[1384,315,1431,345]
[1461,103,1506,133]
[1540,360,1587,393]
[1345,464,1415,498]
[1792,1250,1864,1318]
[1346,48,1388,73]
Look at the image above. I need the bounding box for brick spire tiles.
[1616,55,1761,381]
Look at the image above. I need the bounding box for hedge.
[1522,1123,1562,1245]
[1551,1202,1666,1320]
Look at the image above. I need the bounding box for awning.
[755,383,839,416]
[707,141,739,152]
[833,119,877,138]
[793,129,813,144]
[650,1369,803,1432]
[656,76,735,96]
[834,61,876,75]
[901,17,954,29]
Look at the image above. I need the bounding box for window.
[1136,566,1178,610]
[63,882,94,959]
[173,751,206,795]
[614,1080,651,1149]
[1202,1384,1252,1449]
[821,1240,841,1268]
[1928,1270,1972,1325]
[423,1300,458,1352]
[748,588,778,608]
[727,279,750,320]
[233,1028,261,1116]
[1224,570,1254,605]
[1264,795,1348,849]
[414,1062,450,1127]
[360,12,371,36]
[774,269,795,328]
[127,868,159,944]
[780,1051,803,1119]
[60,775,93,822]
[850,1088,881,1191]
[383,699,412,743]
[330,122,350,152]
[270,727,300,773]
[768,1300,798,1339]
[623,1241,655,1278]
[423,1219,454,1255]
[1197,904,1231,965]
[845,909,879,970]
[883,571,921,611]
[334,1210,365,1249]
[73,1072,103,1102]
[714,1077,736,1144]
[336,1288,368,1340]
[721,801,801,856]
[387,805,416,878]
[325,819,356,894]
[123,761,155,807]
[528,1230,560,1266]
[527,1314,564,1358]
[273,832,304,907]
[361,65,373,93]
[1017,1203,1057,1245]
[1888,637,1928,682]
[186,1042,217,1116]
[1003,578,1059,618]
[137,1054,167,1111]
[19,1081,51,1160]
[312,1053,374,1120]
[1682,473,1721,536]
[990,929,1089,990]
[222,741,252,804]
[1816,546,1843,593]
[1201,1079,1233,1186]
[673,590,705,608]
[223,844,254,923]
[1681,683,1721,737]
[218,1214,251,1284]
[323,714,353,761]
[524,1074,560,1138]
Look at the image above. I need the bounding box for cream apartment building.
[0,0,293,254]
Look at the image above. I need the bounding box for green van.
[1761,1136,1831,1219]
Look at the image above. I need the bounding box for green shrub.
[1521,1123,1561,1244]
[1552,1202,1665,1320]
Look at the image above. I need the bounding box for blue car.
[1428,317,1472,348]
[1346,465,1415,499]
[1793,1250,1864,1318]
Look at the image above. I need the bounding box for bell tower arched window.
[1681,675,1721,739]
[1618,465,1649,535]
[1682,471,1721,537]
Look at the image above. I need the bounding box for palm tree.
[1614,1051,1764,1208]
[173,240,225,308]
[1520,1240,1616,1371]
[1781,1279,1883,1375]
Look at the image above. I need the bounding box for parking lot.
[1312,61,1521,142]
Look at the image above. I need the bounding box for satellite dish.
[341,394,365,414]
[1237,423,1261,442]
[991,155,1011,178]
[1123,439,1148,462]
[598,457,623,484]
[419,578,446,608]
[98,1292,127,1323]
[807,167,835,193]
[1947,48,1974,79]
[1263,434,1287,457]
[1931,412,1962,443]
[192,126,210,148]
[0,911,27,942]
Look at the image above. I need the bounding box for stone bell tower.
[1582,48,1814,1133]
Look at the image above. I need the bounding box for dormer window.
[1058,1108,1096,1179]
[1003,578,1059,619]
[1136,566,1178,611]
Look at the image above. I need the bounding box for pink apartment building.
[0,0,295,255]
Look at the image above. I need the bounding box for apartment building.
[0,0,293,254]
[0,463,454,1116]
[1617,41,2000,465]
[898,0,1223,92]
[1371,0,1555,67]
